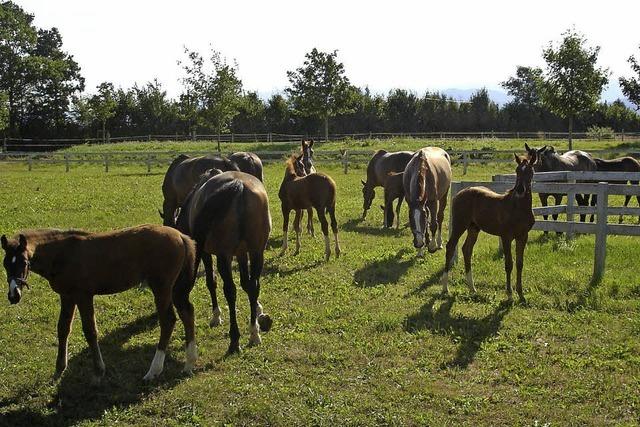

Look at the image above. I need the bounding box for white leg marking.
[428,238,438,252]
[183,341,198,374]
[417,247,425,258]
[324,234,331,260]
[466,270,476,293]
[334,233,341,257]
[280,231,288,255]
[143,349,165,381]
[437,226,443,249]
[256,302,264,316]
[440,271,449,293]
[249,322,262,346]
[210,306,223,327]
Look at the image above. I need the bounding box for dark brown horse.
[441,153,536,302]
[176,170,272,354]
[379,172,405,229]
[228,151,264,182]
[592,156,640,223]
[1,225,196,383]
[279,155,341,260]
[403,147,452,256]
[361,149,413,222]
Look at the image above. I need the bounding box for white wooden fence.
[449,171,640,281]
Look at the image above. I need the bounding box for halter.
[8,259,31,290]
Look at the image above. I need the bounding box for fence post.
[146,154,152,173]
[621,129,625,142]
[104,154,110,173]
[64,154,70,172]
[147,135,151,142]
[517,131,520,139]
[462,152,469,175]
[341,150,349,174]
[2,137,6,152]
[593,182,608,280]
[448,182,461,265]
[28,155,32,171]
[566,178,576,241]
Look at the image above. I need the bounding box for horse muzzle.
[8,288,21,304]
[413,235,425,249]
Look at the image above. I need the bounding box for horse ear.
[524,143,532,153]
[18,234,27,250]
[529,150,537,165]
[514,153,522,165]
[1,235,7,250]
[537,145,546,154]
[158,209,165,219]
[361,179,366,186]
[380,205,384,211]
[309,139,314,147]
[548,146,555,153]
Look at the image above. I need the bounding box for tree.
[619,45,640,110]
[286,48,355,140]
[88,82,117,141]
[540,29,609,149]
[232,91,266,133]
[0,91,8,133]
[501,66,543,107]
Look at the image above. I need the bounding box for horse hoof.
[248,333,262,346]
[258,313,273,332]
[209,315,223,328]
[182,366,194,376]
[226,343,241,355]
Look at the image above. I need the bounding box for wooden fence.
[449,171,640,281]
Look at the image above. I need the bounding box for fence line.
[449,171,640,281]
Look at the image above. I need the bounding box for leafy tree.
[88,82,117,141]
[286,48,355,140]
[0,91,8,132]
[619,46,640,110]
[540,29,609,149]
[232,91,266,133]
[265,94,292,133]
[501,66,543,107]
[385,89,419,132]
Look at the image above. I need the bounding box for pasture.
[0,139,639,426]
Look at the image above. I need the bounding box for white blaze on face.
[9,279,18,297]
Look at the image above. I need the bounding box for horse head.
[514,152,535,197]
[361,179,375,219]
[1,234,30,304]
[301,139,315,174]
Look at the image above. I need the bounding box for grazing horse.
[361,149,413,221]
[1,225,196,382]
[228,151,264,182]
[176,171,272,354]
[279,155,341,260]
[525,143,597,223]
[441,154,536,302]
[403,147,452,256]
[379,172,405,229]
[592,156,640,223]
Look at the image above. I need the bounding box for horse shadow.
[1,313,191,426]
[408,266,446,296]
[404,295,512,369]
[353,248,415,287]
[342,218,402,236]
[263,258,324,276]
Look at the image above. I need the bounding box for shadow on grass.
[404,295,512,369]
[342,218,401,236]
[353,248,415,287]
[1,313,190,426]
[111,172,165,178]
[263,258,325,276]
[409,266,445,296]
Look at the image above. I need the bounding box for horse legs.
[76,295,106,384]
[501,236,514,299]
[575,194,587,223]
[54,294,76,378]
[441,222,467,294]
[238,253,262,346]
[218,254,241,354]
[144,285,177,381]
[461,227,480,293]
[172,273,197,374]
[328,204,341,258]
[426,200,439,253]
[202,254,222,327]
[306,208,315,237]
[316,206,331,260]
[293,210,303,255]
[590,194,598,223]
[515,235,528,302]
[436,192,448,250]
[395,197,403,229]
[279,205,290,256]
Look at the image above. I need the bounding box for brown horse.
[176,170,272,354]
[361,149,413,221]
[592,156,640,223]
[441,153,536,302]
[228,151,264,182]
[279,155,341,260]
[1,225,196,383]
[298,140,317,236]
[379,172,405,229]
[403,147,452,256]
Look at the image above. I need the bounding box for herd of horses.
[2,140,639,384]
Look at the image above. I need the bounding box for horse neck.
[26,230,85,279]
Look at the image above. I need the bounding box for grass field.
[1,139,639,426]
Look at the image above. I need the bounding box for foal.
[380,172,405,229]
[279,155,341,260]
[441,153,536,302]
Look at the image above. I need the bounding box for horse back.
[371,150,413,186]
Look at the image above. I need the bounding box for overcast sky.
[15,0,640,99]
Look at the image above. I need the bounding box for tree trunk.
[324,116,329,141]
[568,115,573,151]
[102,119,106,144]
[217,127,221,153]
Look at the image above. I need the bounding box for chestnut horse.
[361,149,413,221]
[279,155,341,260]
[441,153,536,302]
[176,170,272,354]
[299,140,317,236]
[403,147,452,256]
[1,225,196,383]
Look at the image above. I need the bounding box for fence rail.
[449,171,640,281]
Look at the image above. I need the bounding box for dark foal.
[1,225,196,383]
[379,172,405,229]
[279,155,341,260]
[441,154,536,302]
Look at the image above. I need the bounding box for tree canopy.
[619,46,640,111]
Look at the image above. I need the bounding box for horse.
[279,155,341,260]
[591,156,640,223]
[525,143,597,223]
[175,170,272,354]
[403,147,452,256]
[228,151,264,182]
[1,225,197,383]
[379,172,405,229]
[361,149,413,222]
[441,153,536,302]
[298,139,317,236]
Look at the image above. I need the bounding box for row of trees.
[1,1,640,145]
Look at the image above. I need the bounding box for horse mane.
[285,155,300,176]
[416,156,436,203]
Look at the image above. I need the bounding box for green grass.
[0,140,639,426]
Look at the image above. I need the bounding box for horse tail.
[191,179,244,246]
[179,233,197,285]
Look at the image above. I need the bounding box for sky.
[15,0,640,100]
